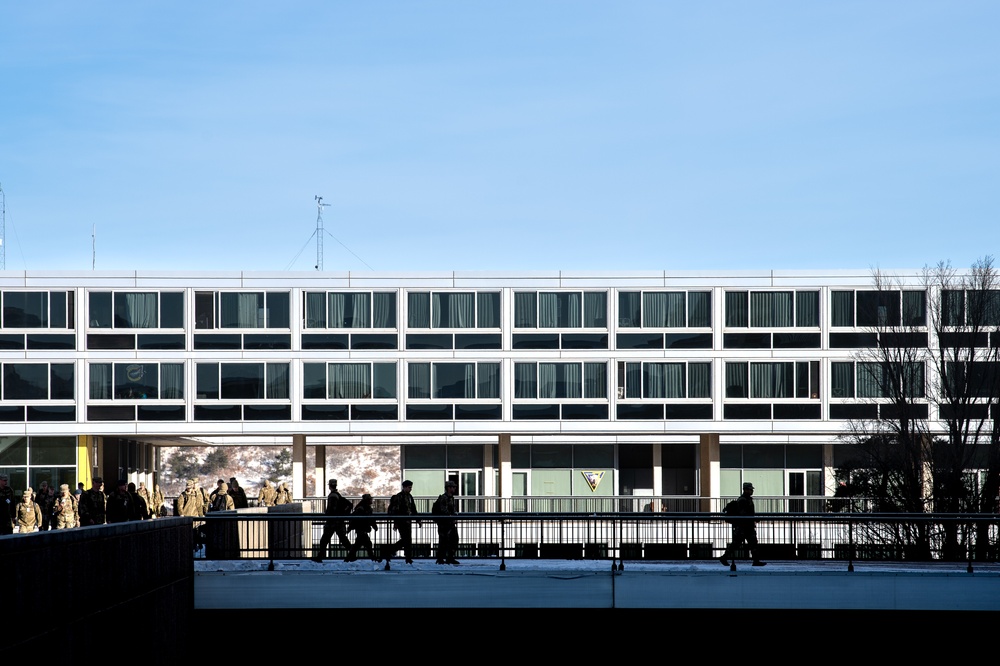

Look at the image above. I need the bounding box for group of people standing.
[312,479,461,565]
[1,474,168,533]
[174,477,252,516]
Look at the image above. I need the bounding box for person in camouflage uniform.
[193,478,211,516]
[175,480,204,517]
[34,481,54,530]
[137,482,153,516]
[257,480,277,507]
[79,477,107,526]
[0,474,15,535]
[208,482,235,512]
[152,484,166,518]
[53,484,78,529]
[275,482,292,505]
[16,489,42,533]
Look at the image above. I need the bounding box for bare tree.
[836,257,1000,560]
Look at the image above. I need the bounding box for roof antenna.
[314,195,330,271]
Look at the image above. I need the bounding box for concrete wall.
[3,518,194,653]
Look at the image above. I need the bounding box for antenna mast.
[92,224,96,270]
[314,195,330,271]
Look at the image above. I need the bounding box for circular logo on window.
[126,364,145,382]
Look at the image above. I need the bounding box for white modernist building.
[0,268,965,507]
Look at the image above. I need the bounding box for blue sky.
[1,2,997,273]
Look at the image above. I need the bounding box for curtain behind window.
[329,364,370,399]
[584,363,606,399]
[538,363,557,398]
[831,362,854,398]
[408,293,430,328]
[626,363,641,399]
[161,364,184,399]
[539,293,559,328]
[477,293,499,328]
[220,293,260,328]
[514,293,536,328]
[90,363,112,399]
[831,292,854,327]
[688,292,711,327]
[583,292,606,327]
[305,293,326,328]
[857,362,884,398]
[619,292,640,327]
[478,363,500,399]
[266,364,289,399]
[688,363,711,398]
[408,363,430,399]
[373,293,396,328]
[118,293,157,328]
[515,363,537,399]
[796,292,819,327]
[752,292,793,327]
[751,362,792,398]
[725,362,748,398]
[726,292,748,327]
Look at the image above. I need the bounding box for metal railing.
[295,494,839,514]
[196,511,1000,565]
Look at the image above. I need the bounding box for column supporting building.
[699,433,720,512]
[314,444,326,497]
[292,435,306,501]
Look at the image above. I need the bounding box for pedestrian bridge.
[194,556,1000,611]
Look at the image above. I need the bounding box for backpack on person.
[722,499,740,524]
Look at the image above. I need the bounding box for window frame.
[724,290,820,328]
[88,291,184,330]
[513,290,608,329]
[617,290,712,328]
[194,291,290,330]
[2,290,75,329]
[406,291,500,329]
[617,361,712,400]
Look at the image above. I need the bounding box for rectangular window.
[514,362,607,399]
[831,291,855,327]
[942,290,1000,327]
[2,363,74,400]
[302,362,397,399]
[618,291,712,328]
[407,292,499,329]
[727,290,819,328]
[196,363,289,399]
[3,291,74,329]
[89,363,184,400]
[89,292,183,329]
[831,362,855,398]
[305,292,397,329]
[725,361,818,399]
[196,292,289,329]
[944,362,1000,398]
[857,362,925,398]
[850,290,926,327]
[618,361,711,399]
[407,362,500,399]
[514,292,607,328]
